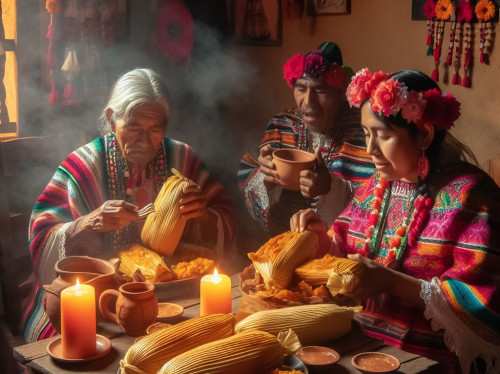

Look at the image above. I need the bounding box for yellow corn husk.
[296,254,366,296]
[118,244,174,283]
[141,168,198,256]
[120,313,235,374]
[158,330,284,374]
[248,230,318,289]
[235,303,359,346]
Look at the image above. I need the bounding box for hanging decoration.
[43,0,128,106]
[454,1,473,85]
[424,0,437,56]
[155,0,194,63]
[462,0,473,87]
[45,0,61,105]
[61,49,81,106]
[432,0,453,81]
[475,0,496,64]
[423,0,498,88]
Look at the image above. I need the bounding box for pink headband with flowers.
[283,52,352,90]
[346,68,461,131]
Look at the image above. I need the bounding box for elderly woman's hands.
[65,200,139,256]
[178,185,211,221]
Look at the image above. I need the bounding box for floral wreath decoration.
[346,68,461,131]
[282,51,354,90]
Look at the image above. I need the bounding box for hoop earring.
[417,150,430,180]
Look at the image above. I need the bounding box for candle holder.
[47,334,112,363]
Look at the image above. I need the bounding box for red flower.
[423,0,437,20]
[346,68,372,107]
[324,64,345,89]
[422,89,460,130]
[283,54,305,89]
[456,0,473,23]
[370,79,406,117]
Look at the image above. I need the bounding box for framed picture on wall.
[307,0,351,16]
[231,0,282,46]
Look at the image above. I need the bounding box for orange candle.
[60,279,97,359]
[200,269,232,316]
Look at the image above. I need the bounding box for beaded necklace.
[362,174,427,269]
[105,132,167,250]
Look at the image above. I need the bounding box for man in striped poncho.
[238,41,374,237]
[23,69,236,343]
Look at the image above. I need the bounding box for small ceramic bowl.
[351,352,400,373]
[272,149,315,190]
[157,302,184,322]
[295,346,340,374]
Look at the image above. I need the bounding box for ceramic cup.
[272,149,315,190]
[99,281,158,336]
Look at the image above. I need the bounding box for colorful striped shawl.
[330,163,500,370]
[23,135,236,342]
[238,107,374,234]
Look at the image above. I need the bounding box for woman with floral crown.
[290,69,500,373]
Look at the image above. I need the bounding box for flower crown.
[346,68,461,130]
[283,52,353,90]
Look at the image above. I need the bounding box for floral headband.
[346,68,461,131]
[283,52,353,90]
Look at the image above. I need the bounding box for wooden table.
[14,275,441,374]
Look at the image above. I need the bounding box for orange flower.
[475,0,496,22]
[46,0,61,14]
[435,0,454,20]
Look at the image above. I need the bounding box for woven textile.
[23,134,235,342]
[330,163,500,372]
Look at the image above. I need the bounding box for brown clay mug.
[272,149,315,190]
[99,281,158,336]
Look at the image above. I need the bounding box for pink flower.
[346,68,372,107]
[283,54,305,89]
[401,91,427,126]
[456,0,473,23]
[324,63,345,89]
[423,0,437,20]
[370,79,406,117]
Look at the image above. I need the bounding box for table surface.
[14,275,441,374]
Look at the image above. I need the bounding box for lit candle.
[60,279,97,359]
[200,269,232,316]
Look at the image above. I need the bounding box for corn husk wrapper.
[118,244,173,283]
[248,231,318,289]
[235,303,359,346]
[295,254,366,296]
[141,168,198,256]
[158,330,298,374]
[120,313,234,374]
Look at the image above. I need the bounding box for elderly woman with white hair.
[23,68,236,342]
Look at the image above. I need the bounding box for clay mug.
[43,256,116,333]
[272,149,315,190]
[99,281,158,336]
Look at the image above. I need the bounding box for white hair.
[98,68,171,134]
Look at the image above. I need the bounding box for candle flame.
[213,268,221,282]
[76,278,80,288]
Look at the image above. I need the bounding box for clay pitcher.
[99,282,158,336]
[43,256,116,333]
